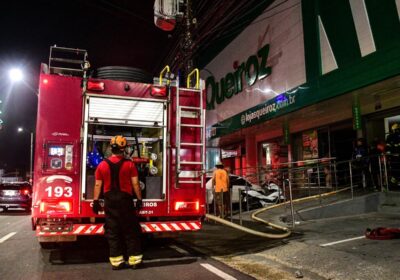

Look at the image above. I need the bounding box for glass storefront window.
[206,148,220,174]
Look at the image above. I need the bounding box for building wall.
[205,0,400,140]
[204,0,305,127]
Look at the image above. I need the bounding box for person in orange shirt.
[212,162,230,218]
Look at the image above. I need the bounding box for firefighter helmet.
[391,123,399,132]
[110,135,127,149]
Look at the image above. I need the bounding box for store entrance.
[221,146,243,176]
[365,107,400,144]
[330,124,355,161]
[260,140,288,184]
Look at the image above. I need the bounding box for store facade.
[203,0,400,181]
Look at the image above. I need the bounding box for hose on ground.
[205,213,291,239]
[206,187,352,239]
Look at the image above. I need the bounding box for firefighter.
[92,135,143,270]
[386,123,400,187]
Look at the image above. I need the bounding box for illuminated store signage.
[206,43,271,110]
[240,94,296,126]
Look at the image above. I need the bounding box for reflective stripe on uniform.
[128,254,143,265]
[109,255,124,266]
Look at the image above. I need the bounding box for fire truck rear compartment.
[83,96,167,201]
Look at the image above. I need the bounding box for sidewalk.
[178,191,400,280]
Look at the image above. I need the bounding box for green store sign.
[209,90,302,139]
[206,43,271,110]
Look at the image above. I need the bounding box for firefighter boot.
[109,255,126,270]
[128,254,143,269]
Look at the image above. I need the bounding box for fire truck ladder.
[176,69,205,187]
[48,45,89,77]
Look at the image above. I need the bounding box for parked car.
[206,175,284,209]
[0,182,32,212]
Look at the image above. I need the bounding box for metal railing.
[205,154,400,226]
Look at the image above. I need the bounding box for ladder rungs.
[50,57,85,64]
[178,181,202,184]
[180,106,201,110]
[179,88,202,93]
[51,46,87,54]
[180,161,203,165]
[180,124,203,127]
[51,67,83,73]
[180,142,203,146]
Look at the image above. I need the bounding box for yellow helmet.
[392,123,399,132]
[110,135,127,149]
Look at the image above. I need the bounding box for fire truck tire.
[94,66,153,83]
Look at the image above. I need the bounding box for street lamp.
[17,127,34,181]
[8,67,35,181]
[9,68,23,82]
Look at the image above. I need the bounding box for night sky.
[0,0,269,176]
[0,0,173,175]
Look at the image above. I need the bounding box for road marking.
[143,256,198,263]
[169,244,189,255]
[0,232,17,243]
[320,235,365,247]
[200,263,237,280]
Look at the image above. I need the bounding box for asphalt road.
[0,210,254,280]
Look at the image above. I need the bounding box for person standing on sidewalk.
[352,138,374,190]
[212,162,230,218]
[386,123,400,188]
[92,135,143,270]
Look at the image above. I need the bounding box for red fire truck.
[31,46,206,247]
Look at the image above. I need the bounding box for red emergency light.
[155,18,176,31]
[151,85,168,96]
[174,201,199,212]
[40,201,72,213]
[87,81,105,91]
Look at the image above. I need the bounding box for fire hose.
[205,213,291,239]
[205,187,352,239]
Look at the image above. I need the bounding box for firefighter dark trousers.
[104,190,142,258]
